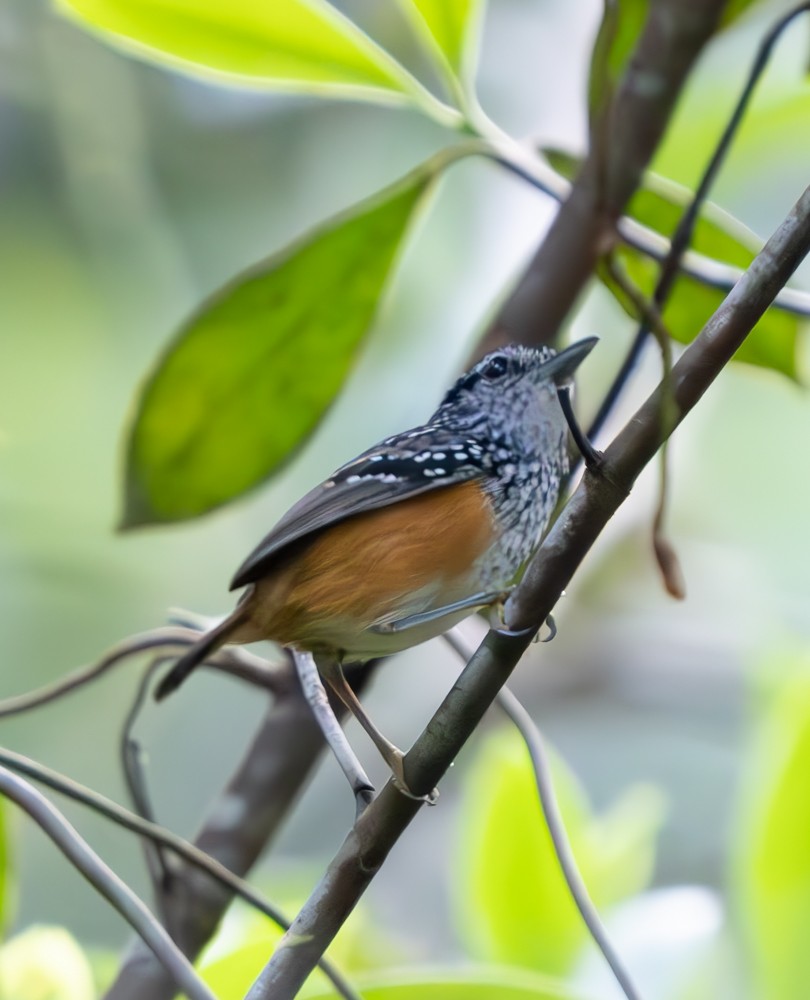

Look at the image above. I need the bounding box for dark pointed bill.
[542,336,599,385]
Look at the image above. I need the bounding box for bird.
[155,337,597,807]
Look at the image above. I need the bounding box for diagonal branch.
[246,183,810,1000]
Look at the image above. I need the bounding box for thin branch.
[120,656,177,915]
[497,688,643,1000]
[0,766,217,1000]
[587,0,810,443]
[244,183,810,1000]
[442,630,642,1000]
[447,640,642,997]
[0,627,282,720]
[0,747,361,1000]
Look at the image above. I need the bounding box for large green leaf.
[455,728,664,976]
[56,0,426,107]
[547,149,802,379]
[123,166,433,526]
[734,660,810,1000]
[398,0,484,83]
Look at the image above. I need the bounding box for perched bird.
[156,338,597,805]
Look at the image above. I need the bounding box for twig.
[120,656,176,911]
[244,183,810,1000]
[442,631,642,1000]
[0,747,361,1000]
[600,254,683,598]
[496,687,643,1000]
[0,766,217,1000]
[105,662,372,1000]
[0,627,282,720]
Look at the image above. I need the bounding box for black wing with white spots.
[230,429,495,590]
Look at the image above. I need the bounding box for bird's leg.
[291,650,374,818]
[557,384,602,470]
[318,658,438,806]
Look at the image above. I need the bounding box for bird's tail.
[155,607,250,702]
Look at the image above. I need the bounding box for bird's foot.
[388,750,438,806]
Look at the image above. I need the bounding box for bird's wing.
[230,430,490,590]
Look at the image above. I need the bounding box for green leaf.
[588,0,648,125]
[455,728,664,976]
[0,799,10,931]
[123,165,433,526]
[546,149,802,379]
[56,0,424,107]
[0,927,95,1000]
[398,0,485,83]
[734,657,810,1000]
[305,965,585,1000]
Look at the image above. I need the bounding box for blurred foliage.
[0,926,95,1000]
[199,892,402,998]
[546,149,802,378]
[124,165,434,525]
[455,728,665,976]
[0,802,11,933]
[304,968,584,1000]
[734,655,810,1000]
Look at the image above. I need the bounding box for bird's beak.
[542,336,598,385]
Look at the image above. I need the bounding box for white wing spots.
[369,455,384,462]
[432,452,446,460]
[454,451,468,461]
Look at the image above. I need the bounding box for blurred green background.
[1,0,810,997]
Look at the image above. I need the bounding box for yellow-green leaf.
[735,658,810,1000]
[56,0,422,106]
[547,149,802,379]
[455,728,664,976]
[0,800,9,931]
[123,166,433,526]
[0,927,95,1000]
[398,0,484,83]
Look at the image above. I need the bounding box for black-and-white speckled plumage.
[232,342,589,593]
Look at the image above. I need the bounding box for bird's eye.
[482,355,509,380]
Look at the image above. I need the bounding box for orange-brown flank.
[244,480,496,652]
